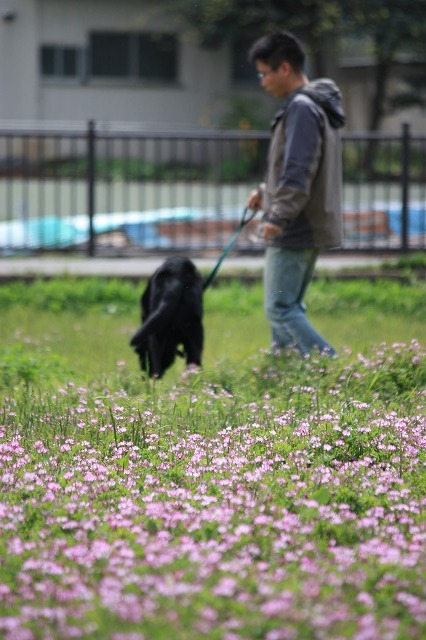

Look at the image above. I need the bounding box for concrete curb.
[0,254,392,281]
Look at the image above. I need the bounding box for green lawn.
[1,276,424,387]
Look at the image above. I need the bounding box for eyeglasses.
[257,69,274,80]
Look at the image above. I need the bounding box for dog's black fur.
[130,256,204,378]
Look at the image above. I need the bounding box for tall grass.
[0,277,425,639]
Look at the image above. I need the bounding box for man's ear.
[278,61,292,77]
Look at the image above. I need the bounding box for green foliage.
[306,278,426,316]
[204,279,263,315]
[169,0,343,60]
[341,0,426,54]
[0,277,140,314]
[384,251,426,271]
[216,95,269,131]
[240,339,425,411]
[342,340,426,404]
[343,140,426,181]
[44,157,210,182]
[214,156,258,182]
[0,344,72,389]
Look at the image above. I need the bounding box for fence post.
[401,122,410,253]
[87,119,96,257]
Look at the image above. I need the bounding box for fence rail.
[0,121,424,257]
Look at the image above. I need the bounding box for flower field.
[0,335,425,639]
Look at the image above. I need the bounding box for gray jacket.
[260,78,346,249]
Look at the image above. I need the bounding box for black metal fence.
[0,121,424,256]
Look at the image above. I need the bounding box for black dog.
[130,256,204,378]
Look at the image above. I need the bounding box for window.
[40,45,83,79]
[90,33,131,77]
[137,33,177,81]
[89,31,178,82]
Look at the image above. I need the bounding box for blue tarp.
[0,216,86,250]
[0,207,222,251]
[0,203,424,252]
[386,203,426,236]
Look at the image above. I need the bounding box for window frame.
[40,45,86,82]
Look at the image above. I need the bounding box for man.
[246,30,345,357]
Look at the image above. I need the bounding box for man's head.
[248,31,307,98]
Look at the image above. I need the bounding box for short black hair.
[248,30,305,73]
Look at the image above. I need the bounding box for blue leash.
[203,207,258,291]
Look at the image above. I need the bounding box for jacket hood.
[300,78,346,129]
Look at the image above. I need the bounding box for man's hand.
[257,221,283,241]
[246,189,263,211]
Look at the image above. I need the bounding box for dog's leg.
[184,323,204,367]
[147,335,164,377]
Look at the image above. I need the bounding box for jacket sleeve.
[268,98,323,229]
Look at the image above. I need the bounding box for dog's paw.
[181,364,202,379]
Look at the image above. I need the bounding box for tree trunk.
[365,57,391,178]
[368,58,390,131]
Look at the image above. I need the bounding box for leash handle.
[203,207,258,291]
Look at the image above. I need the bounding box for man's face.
[256,60,291,98]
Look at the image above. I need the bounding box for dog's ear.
[130,326,146,348]
[141,279,151,321]
[133,277,185,344]
[135,344,149,372]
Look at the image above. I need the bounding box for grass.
[0,277,425,639]
[0,276,425,385]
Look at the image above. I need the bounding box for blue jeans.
[264,246,336,357]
